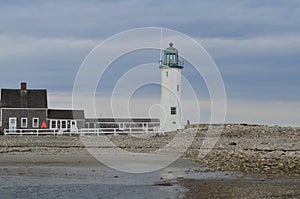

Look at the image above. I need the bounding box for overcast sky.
[0,0,299,126]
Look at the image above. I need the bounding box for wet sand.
[0,150,188,199]
[179,175,299,198]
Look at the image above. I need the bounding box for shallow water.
[0,183,183,199]
[0,158,243,199]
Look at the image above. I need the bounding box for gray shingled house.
[0,83,159,134]
[0,83,84,131]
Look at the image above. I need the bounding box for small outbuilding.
[47,109,85,132]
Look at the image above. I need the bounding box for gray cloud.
[197,36,300,101]
[1,0,300,39]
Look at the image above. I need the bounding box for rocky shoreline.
[0,124,299,175]
[104,124,300,175]
[184,124,300,175]
[0,124,299,198]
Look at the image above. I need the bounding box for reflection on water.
[0,159,201,199]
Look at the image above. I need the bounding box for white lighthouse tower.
[160,43,183,132]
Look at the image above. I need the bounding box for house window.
[60,120,67,129]
[166,71,168,77]
[171,107,176,115]
[32,118,39,128]
[21,118,27,128]
[119,123,125,130]
[50,120,57,129]
[89,122,95,129]
[177,84,180,91]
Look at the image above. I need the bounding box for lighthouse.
[160,43,183,132]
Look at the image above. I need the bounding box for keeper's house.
[0,82,85,131]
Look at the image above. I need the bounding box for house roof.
[48,109,85,119]
[1,89,48,108]
[85,118,160,123]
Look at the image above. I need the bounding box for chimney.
[21,82,27,90]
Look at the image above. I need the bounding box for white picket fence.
[3,127,162,136]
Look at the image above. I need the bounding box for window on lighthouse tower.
[171,107,176,115]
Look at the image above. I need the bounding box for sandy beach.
[0,124,299,198]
